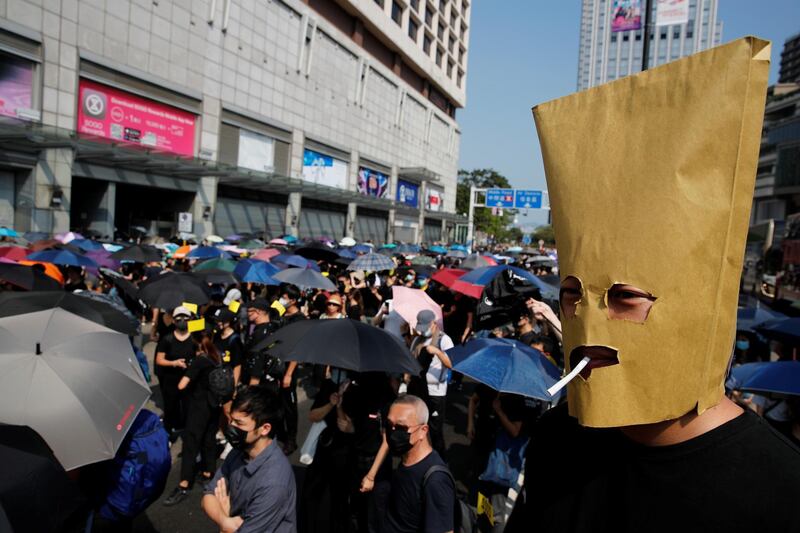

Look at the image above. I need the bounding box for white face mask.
[279,297,290,307]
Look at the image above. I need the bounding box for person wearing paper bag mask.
[506,38,800,533]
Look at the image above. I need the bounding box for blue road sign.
[522,234,532,245]
[514,190,543,209]
[486,189,515,208]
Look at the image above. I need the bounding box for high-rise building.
[577,0,722,91]
[0,0,470,243]
[779,32,800,83]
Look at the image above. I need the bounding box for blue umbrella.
[347,252,395,272]
[755,317,800,345]
[70,239,106,252]
[272,253,320,271]
[428,246,447,254]
[447,338,563,401]
[449,244,467,252]
[0,227,18,237]
[234,259,280,285]
[186,246,231,260]
[729,361,800,397]
[27,249,97,268]
[736,307,786,333]
[396,244,420,255]
[282,235,298,244]
[381,243,397,249]
[457,265,559,301]
[726,362,771,391]
[337,249,357,260]
[352,244,372,254]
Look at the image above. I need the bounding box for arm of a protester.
[202,469,243,533]
[423,470,455,533]
[360,433,389,493]
[309,381,339,422]
[461,311,474,343]
[429,335,455,369]
[527,298,563,341]
[235,484,293,533]
[493,397,523,438]
[282,361,298,388]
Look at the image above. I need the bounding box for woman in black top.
[162,333,221,507]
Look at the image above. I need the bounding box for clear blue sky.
[457,1,800,228]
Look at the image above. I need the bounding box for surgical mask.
[386,425,414,456]
[735,340,750,351]
[279,297,290,307]
[223,425,253,451]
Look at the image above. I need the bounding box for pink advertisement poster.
[0,52,34,119]
[76,79,196,156]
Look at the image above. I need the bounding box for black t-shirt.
[213,331,243,369]
[506,404,800,533]
[155,333,195,378]
[383,450,455,533]
[183,356,215,404]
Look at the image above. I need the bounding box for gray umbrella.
[460,254,492,270]
[446,249,467,259]
[272,266,336,291]
[0,308,150,470]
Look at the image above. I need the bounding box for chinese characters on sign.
[514,190,543,209]
[486,189,515,208]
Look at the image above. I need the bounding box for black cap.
[247,298,270,312]
[213,308,236,323]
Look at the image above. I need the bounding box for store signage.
[486,189,515,208]
[177,212,193,233]
[302,149,348,189]
[238,129,275,172]
[357,167,389,198]
[611,0,642,33]
[76,79,197,156]
[427,188,443,212]
[396,179,419,208]
[656,0,689,26]
[0,52,34,120]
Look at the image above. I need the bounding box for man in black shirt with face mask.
[155,305,195,441]
[382,395,454,533]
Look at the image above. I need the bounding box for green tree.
[457,168,517,242]
[532,224,556,245]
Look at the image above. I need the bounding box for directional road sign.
[514,190,543,209]
[486,189,515,208]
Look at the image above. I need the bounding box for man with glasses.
[381,395,454,533]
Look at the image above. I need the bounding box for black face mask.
[174,320,189,332]
[224,425,252,451]
[386,425,414,456]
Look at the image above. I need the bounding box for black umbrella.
[272,266,337,291]
[138,271,210,309]
[98,267,142,312]
[294,242,339,263]
[0,425,85,533]
[109,244,162,263]
[73,290,141,335]
[0,291,140,336]
[252,318,420,375]
[0,263,62,291]
[193,268,240,285]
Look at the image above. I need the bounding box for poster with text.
[238,129,275,172]
[656,0,689,26]
[611,0,642,32]
[0,52,34,119]
[426,188,443,212]
[76,79,197,156]
[396,179,419,208]
[357,167,389,198]
[302,149,348,189]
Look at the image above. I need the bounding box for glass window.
[436,47,443,66]
[408,18,419,40]
[391,1,402,24]
[423,33,432,54]
[448,35,455,52]
[410,0,419,11]
[425,7,434,26]
[438,22,445,40]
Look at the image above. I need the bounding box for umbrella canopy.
[252,248,282,261]
[109,244,162,263]
[272,266,336,291]
[98,268,142,312]
[729,361,800,397]
[447,338,563,401]
[253,318,420,374]
[446,249,467,259]
[507,246,523,253]
[428,245,447,254]
[411,255,436,266]
[754,317,800,345]
[0,308,150,470]
[18,261,64,284]
[0,291,140,336]
[337,248,357,260]
[431,268,469,289]
[452,265,559,301]
[392,286,443,330]
[449,244,468,252]
[138,272,210,309]
[205,234,224,243]
[239,239,267,250]
[54,231,83,244]
[225,234,244,242]
[193,258,237,273]
[460,254,494,270]
[234,259,280,285]
[0,245,30,261]
[23,231,48,242]
[272,253,320,271]
[186,246,231,260]
[339,237,357,247]
[27,249,97,268]
[352,244,372,254]
[0,227,18,237]
[0,263,62,291]
[70,239,105,252]
[396,244,420,255]
[193,269,239,285]
[73,291,140,335]
[736,307,786,333]
[269,238,289,245]
[84,249,121,272]
[282,235,298,244]
[347,252,395,272]
[295,242,339,263]
[171,244,192,258]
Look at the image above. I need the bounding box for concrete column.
[416,180,427,245]
[32,147,74,234]
[345,201,357,239]
[284,192,302,237]
[386,208,396,243]
[192,176,218,238]
[349,151,360,191]
[440,218,447,243]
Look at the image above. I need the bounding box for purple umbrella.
[84,250,121,275]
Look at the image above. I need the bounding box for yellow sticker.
[477,492,494,525]
[187,318,205,333]
[228,300,241,313]
[270,300,286,316]
[223,350,231,363]
[322,271,329,277]
[181,302,198,314]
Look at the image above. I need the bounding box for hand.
[174,358,187,369]
[282,374,292,388]
[221,516,244,533]
[329,392,340,406]
[215,478,232,518]
[360,475,375,493]
[492,397,502,413]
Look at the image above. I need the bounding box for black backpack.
[422,465,477,533]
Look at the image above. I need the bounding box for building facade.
[779,32,800,84]
[0,0,470,244]
[577,0,721,91]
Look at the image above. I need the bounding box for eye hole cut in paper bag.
[532,37,771,428]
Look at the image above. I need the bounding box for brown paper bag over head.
[533,37,771,427]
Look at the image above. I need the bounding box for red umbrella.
[450,278,484,299]
[0,246,29,262]
[481,255,498,265]
[431,268,468,289]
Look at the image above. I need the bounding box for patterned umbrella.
[347,253,395,272]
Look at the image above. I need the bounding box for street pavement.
[131,331,475,532]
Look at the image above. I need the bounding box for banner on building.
[396,179,419,208]
[357,167,389,198]
[611,0,642,33]
[238,129,275,172]
[426,188,443,212]
[0,52,34,119]
[76,79,197,156]
[302,149,348,189]
[656,0,689,26]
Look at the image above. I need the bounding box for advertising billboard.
[396,179,419,208]
[611,0,642,33]
[0,52,34,119]
[302,149,348,189]
[238,129,275,172]
[357,167,389,198]
[426,188,443,212]
[76,79,197,156]
[656,0,689,26]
